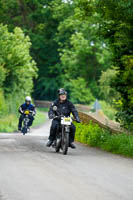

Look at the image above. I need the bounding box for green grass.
[32,109,46,128]
[0,108,47,133]
[99,101,116,120]
[0,114,18,132]
[75,122,133,158]
[37,107,49,112]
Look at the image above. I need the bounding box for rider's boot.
[69,143,76,149]
[27,127,30,132]
[46,140,53,147]
[18,126,21,131]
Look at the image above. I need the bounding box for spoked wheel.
[62,132,69,155]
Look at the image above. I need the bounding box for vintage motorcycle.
[52,106,73,155]
[21,110,31,135]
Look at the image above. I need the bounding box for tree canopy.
[0,0,133,129]
[0,0,111,101]
[0,24,37,114]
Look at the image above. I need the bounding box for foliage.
[37,107,49,112]
[32,109,46,128]
[67,78,94,104]
[58,5,112,99]
[96,1,133,130]
[99,101,116,121]
[0,109,46,133]
[74,0,133,129]
[99,68,119,104]
[75,122,133,157]
[0,0,112,102]
[0,24,37,122]
[0,114,18,133]
[0,0,62,100]
[0,64,7,87]
[0,90,7,116]
[114,56,133,131]
[0,24,37,96]
[0,0,133,130]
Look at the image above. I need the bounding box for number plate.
[61,117,72,125]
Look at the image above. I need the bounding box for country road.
[0,118,133,200]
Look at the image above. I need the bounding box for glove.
[32,112,36,116]
[54,116,61,121]
[49,114,54,119]
[76,116,81,123]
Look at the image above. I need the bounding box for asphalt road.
[0,119,133,200]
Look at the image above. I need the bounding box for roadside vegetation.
[0,109,46,133]
[0,24,37,132]
[0,1,133,135]
[99,101,116,121]
[75,122,133,158]
[90,100,116,121]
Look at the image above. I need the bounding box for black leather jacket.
[48,99,80,122]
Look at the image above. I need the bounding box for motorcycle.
[52,106,73,155]
[21,110,31,135]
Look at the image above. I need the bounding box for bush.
[75,121,133,157]
[99,68,119,104]
[99,100,116,120]
[0,90,7,116]
[0,114,18,132]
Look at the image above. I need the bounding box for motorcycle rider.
[18,96,36,131]
[46,88,80,148]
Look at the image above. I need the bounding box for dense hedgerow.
[75,122,133,157]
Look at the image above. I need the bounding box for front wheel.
[21,127,27,135]
[62,132,69,155]
[55,138,61,152]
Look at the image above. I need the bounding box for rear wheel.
[55,146,60,152]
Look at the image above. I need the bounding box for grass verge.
[32,109,46,128]
[99,101,116,120]
[0,108,46,133]
[90,100,116,120]
[75,121,133,158]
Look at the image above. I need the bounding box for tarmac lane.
[0,119,133,200]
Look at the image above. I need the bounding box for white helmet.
[25,96,32,102]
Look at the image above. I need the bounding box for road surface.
[0,118,133,200]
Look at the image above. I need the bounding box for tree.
[68,78,94,104]
[96,0,133,130]
[0,24,37,114]
[73,0,133,129]
[0,0,62,100]
[58,12,111,99]
[0,0,112,103]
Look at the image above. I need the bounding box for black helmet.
[58,88,67,95]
